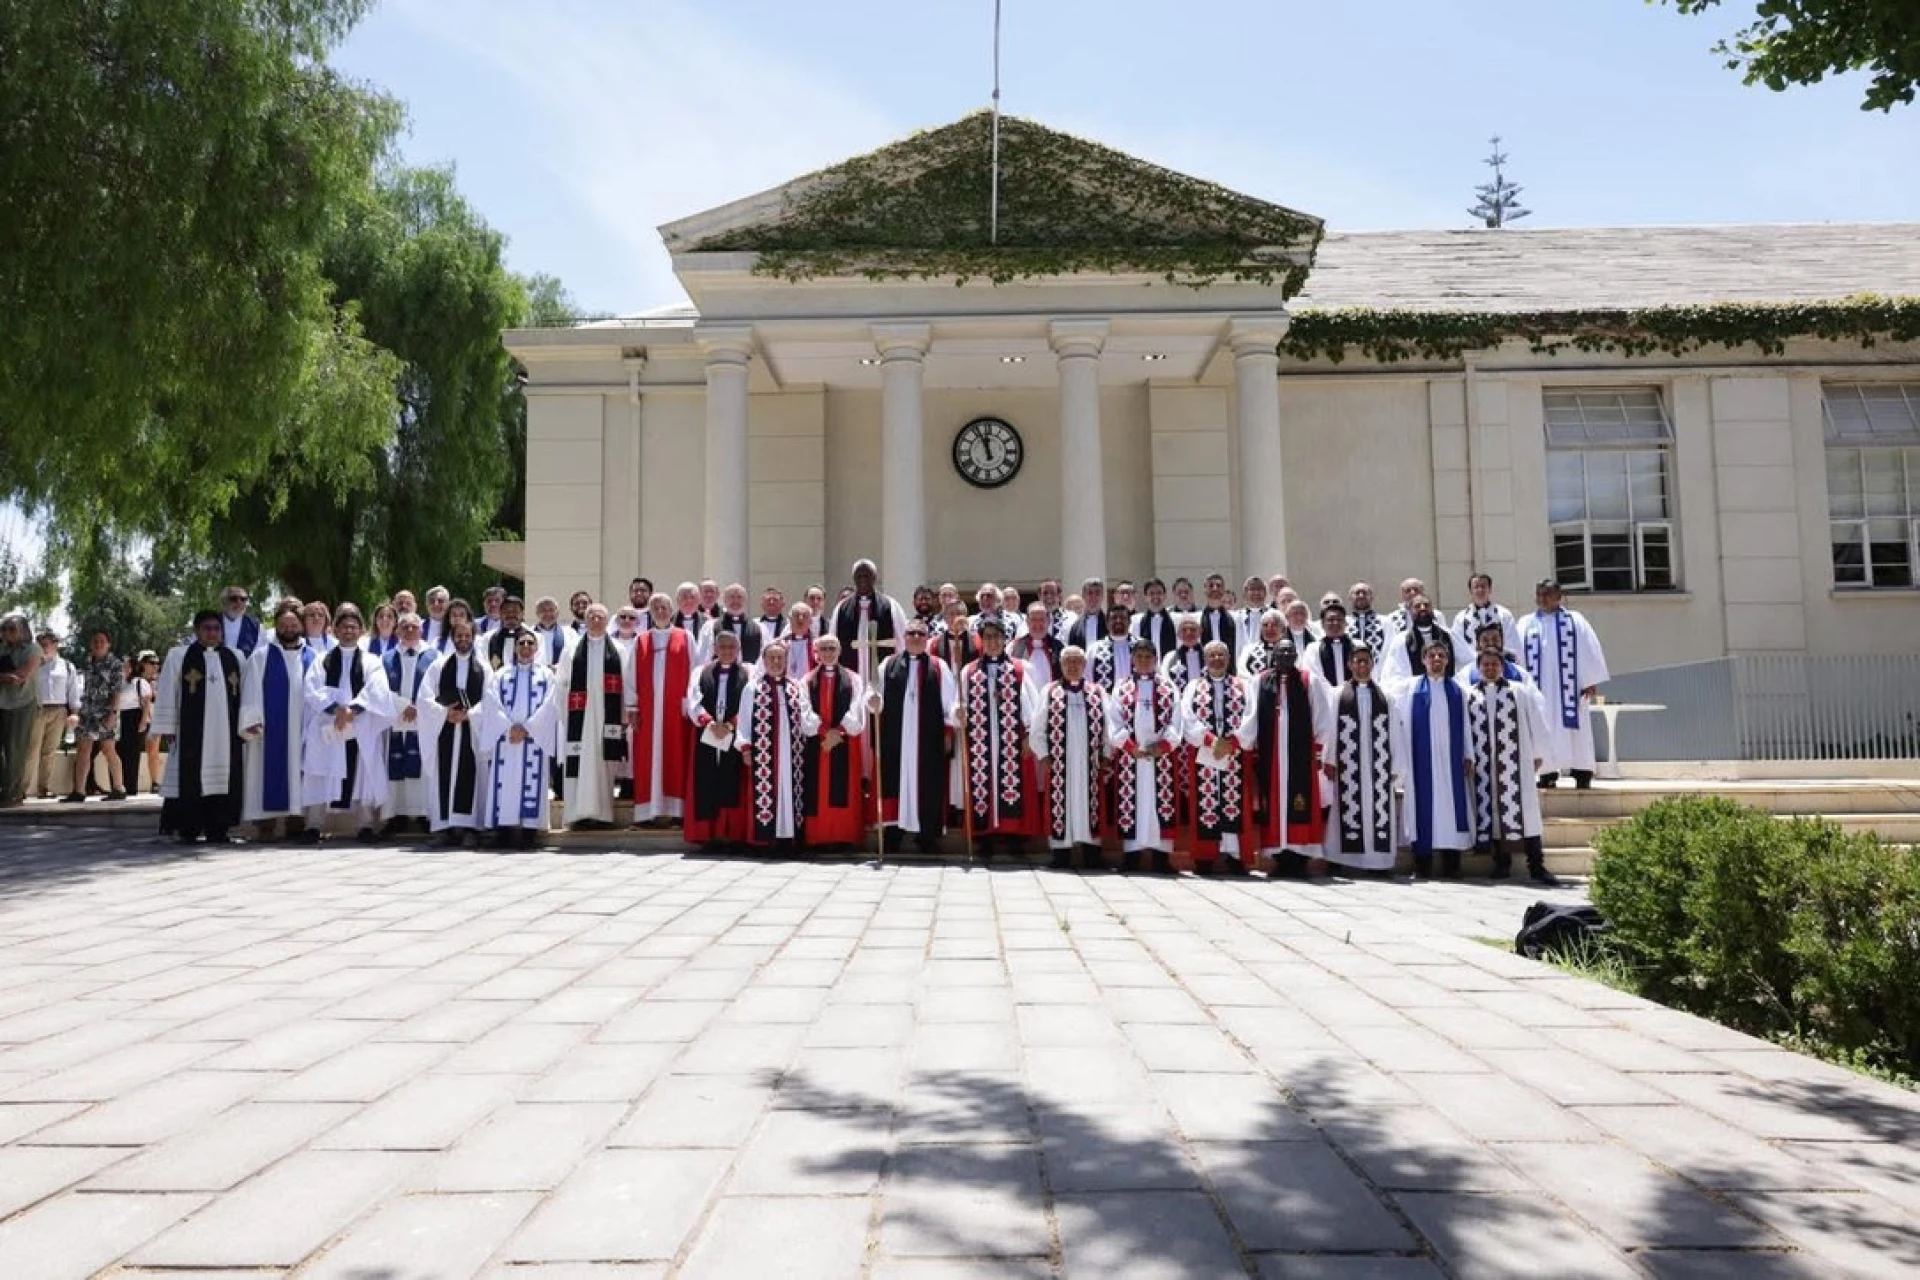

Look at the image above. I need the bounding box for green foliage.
[0,0,403,542]
[1592,795,1920,1076]
[1281,296,1920,365]
[66,559,192,665]
[208,166,548,606]
[1662,0,1920,111]
[694,113,1323,293]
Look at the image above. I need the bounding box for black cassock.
[879,653,949,838]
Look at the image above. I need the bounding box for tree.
[1662,0,1920,111]
[1468,137,1531,229]
[0,0,402,544]
[208,166,552,607]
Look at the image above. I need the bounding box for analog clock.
[952,416,1024,489]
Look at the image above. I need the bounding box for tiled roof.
[1293,225,1920,313]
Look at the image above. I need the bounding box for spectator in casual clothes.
[28,629,79,798]
[63,628,127,802]
[115,654,151,793]
[132,651,161,793]
[0,613,41,806]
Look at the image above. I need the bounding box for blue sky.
[335,0,1920,316]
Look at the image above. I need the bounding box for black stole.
[566,636,626,777]
[321,646,367,807]
[1317,637,1349,687]
[693,663,747,821]
[833,595,897,655]
[1336,681,1395,853]
[804,665,856,811]
[434,655,487,821]
[1201,608,1238,652]
[936,630,977,675]
[880,656,947,830]
[176,645,243,808]
[714,615,763,663]
[1254,667,1315,828]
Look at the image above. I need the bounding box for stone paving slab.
[0,825,1914,1277]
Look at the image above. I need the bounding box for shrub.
[1592,795,1920,1077]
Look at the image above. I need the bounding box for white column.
[1052,318,1110,591]
[873,323,931,591]
[1231,314,1290,579]
[698,326,754,587]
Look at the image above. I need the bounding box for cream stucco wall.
[519,330,1920,680]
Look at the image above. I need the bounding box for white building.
[501,113,1920,675]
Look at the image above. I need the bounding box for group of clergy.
[148,559,1608,883]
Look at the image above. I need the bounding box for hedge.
[1591,796,1920,1076]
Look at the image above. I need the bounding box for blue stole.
[494,665,549,823]
[1469,661,1527,686]
[1410,676,1469,854]
[383,648,429,779]
[1523,611,1581,729]
[367,635,395,658]
[261,645,314,812]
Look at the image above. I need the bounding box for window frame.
[1821,383,1920,592]
[1542,387,1680,594]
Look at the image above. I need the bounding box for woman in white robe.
[478,630,561,847]
[1321,650,1408,875]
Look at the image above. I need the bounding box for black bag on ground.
[1515,901,1608,960]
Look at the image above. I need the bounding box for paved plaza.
[0,826,1914,1278]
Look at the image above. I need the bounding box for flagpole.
[989,0,1002,245]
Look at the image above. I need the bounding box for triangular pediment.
[660,112,1324,293]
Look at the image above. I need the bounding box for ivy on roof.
[1281,297,1920,364]
[690,112,1324,293]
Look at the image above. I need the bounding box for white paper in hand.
[701,723,735,752]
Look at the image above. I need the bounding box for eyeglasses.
[226,595,248,604]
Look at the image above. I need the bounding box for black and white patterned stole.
[1468,680,1524,843]
[1044,682,1105,841]
[1335,682,1395,853]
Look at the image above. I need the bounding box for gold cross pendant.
[183,668,204,693]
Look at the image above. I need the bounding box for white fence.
[1600,655,1920,763]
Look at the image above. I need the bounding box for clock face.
[952,417,1024,489]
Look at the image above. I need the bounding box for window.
[1824,383,1920,589]
[1544,388,1677,592]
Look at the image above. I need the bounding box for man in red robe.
[802,634,869,849]
[629,593,692,825]
[1233,637,1334,877]
[956,617,1040,863]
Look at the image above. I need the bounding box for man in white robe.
[1108,638,1183,874]
[300,605,395,844]
[239,601,314,840]
[1085,604,1134,693]
[1517,579,1610,789]
[1234,576,1271,663]
[1379,594,1473,693]
[736,642,820,853]
[1403,640,1475,880]
[1464,647,1557,884]
[1346,582,1388,651]
[479,628,560,848]
[776,602,817,681]
[1031,646,1106,871]
[829,558,906,788]
[868,620,958,855]
[1386,577,1447,637]
[558,603,633,831]
[416,619,488,844]
[1238,610,1287,680]
[1302,603,1359,693]
[155,610,254,845]
[1322,644,1408,876]
[1451,573,1522,661]
[380,613,435,833]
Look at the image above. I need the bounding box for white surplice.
[239,642,312,821]
[1321,681,1408,872]
[1031,681,1098,849]
[1108,672,1182,854]
[479,660,559,829]
[384,645,435,819]
[881,655,958,833]
[154,642,252,801]
[300,647,395,810]
[736,673,821,839]
[1517,608,1611,774]
[559,633,634,825]
[416,651,487,832]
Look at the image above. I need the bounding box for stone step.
[1540,779,1920,818]
[1544,811,1920,847]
